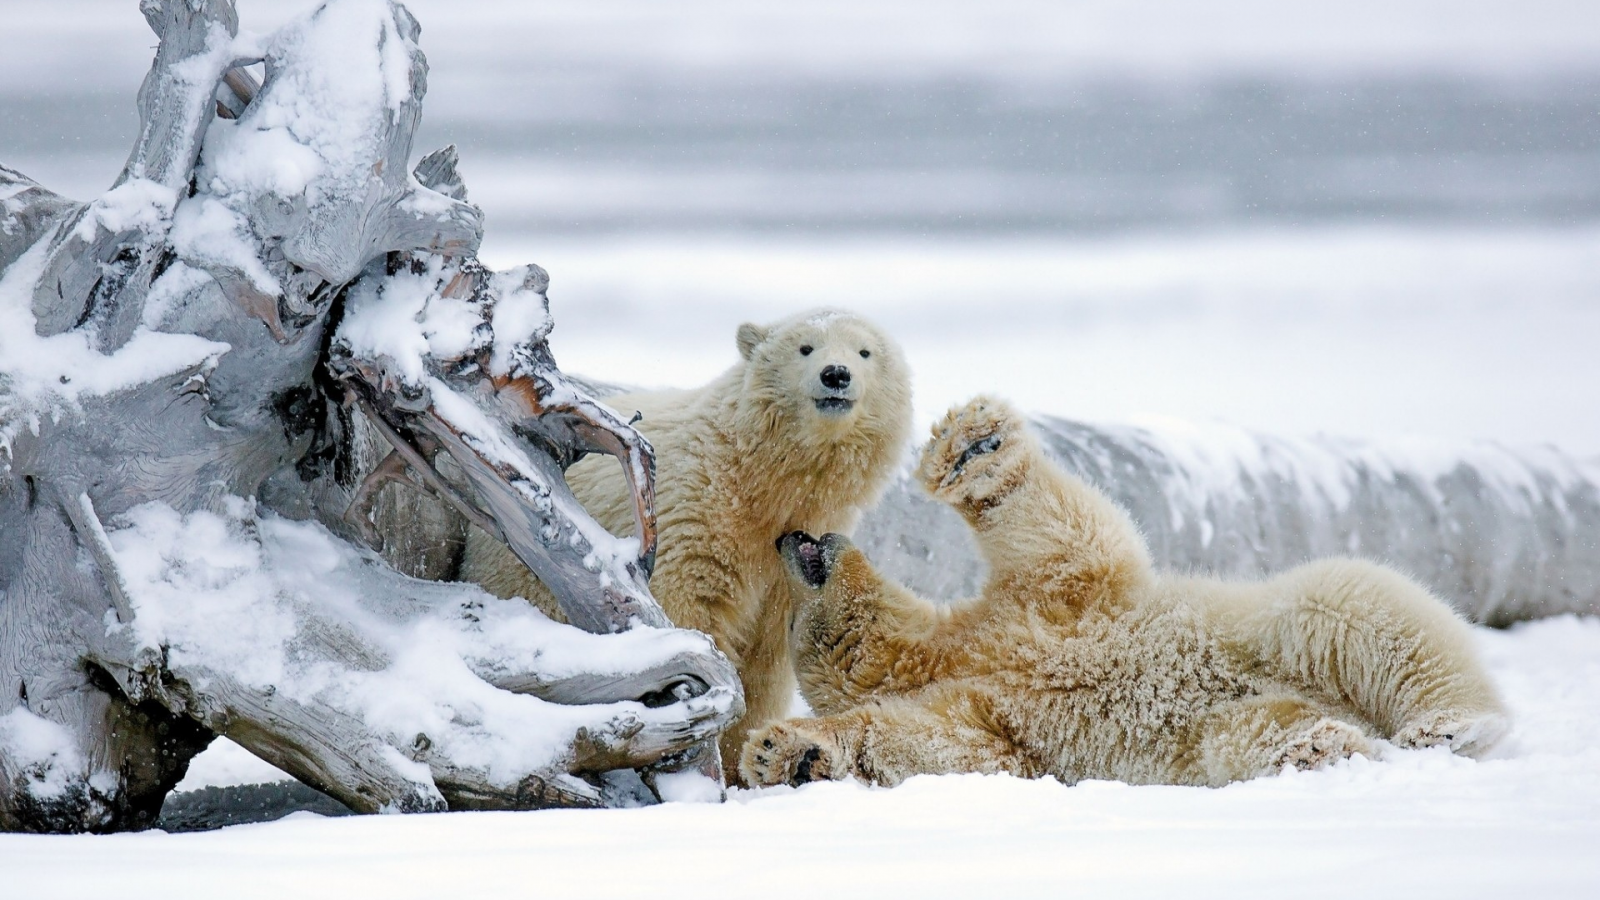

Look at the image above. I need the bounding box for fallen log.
[857,415,1600,625]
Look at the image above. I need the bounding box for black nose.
[820,365,851,390]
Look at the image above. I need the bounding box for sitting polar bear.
[741,396,1508,788]
[463,309,912,769]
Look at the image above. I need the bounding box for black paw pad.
[790,746,823,785]
[943,433,1003,486]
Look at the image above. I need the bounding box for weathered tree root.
[1,0,740,832]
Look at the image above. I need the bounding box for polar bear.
[741,396,1508,788]
[463,309,912,770]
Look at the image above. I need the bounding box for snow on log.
[1,0,740,833]
[857,415,1600,625]
[82,499,735,814]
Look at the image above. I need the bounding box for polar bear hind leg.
[1227,559,1509,757]
[1185,693,1373,785]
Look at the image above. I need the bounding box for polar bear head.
[732,308,912,455]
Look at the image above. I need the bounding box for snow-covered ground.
[3,615,1597,898]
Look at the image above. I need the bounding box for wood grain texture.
[1,0,740,831]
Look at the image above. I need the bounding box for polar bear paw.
[1393,709,1510,758]
[918,395,1030,504]
[1274,718,1371,772]
[740,722,843,788]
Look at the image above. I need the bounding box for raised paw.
[1274,718,1371,772]
[916,395,1030,504]
[1392,709,1510,758]
[739,721,843,788]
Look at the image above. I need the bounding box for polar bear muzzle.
[777,531,842,588]
[813,397,854,415]
[812,363,856,416]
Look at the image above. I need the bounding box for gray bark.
[857,415,1600,624]
[1,0,739,833]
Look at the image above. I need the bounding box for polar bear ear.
[736,323,769,361]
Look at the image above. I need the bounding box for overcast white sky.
[6,0,1600,96]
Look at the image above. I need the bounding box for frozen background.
[5,0,1600,450]
[4,2,1600,896]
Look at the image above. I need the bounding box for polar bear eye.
[799,345,813,356]
[859,349,871,358]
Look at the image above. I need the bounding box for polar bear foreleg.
[789,552,955,715]
[917,397,1152,598]
[740,685,1032,788]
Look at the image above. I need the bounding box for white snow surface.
[167,195,281,295]
[195,0,413,206]
[335,257,554,385]
[102,498,721,800]
[485,266,555,377]
[0,709,89,804]
[336,255,486,386]
[0,235,230,466]
[0,616,1595,897]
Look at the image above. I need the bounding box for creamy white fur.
[463,309,912,771]
[743,396,1508,788]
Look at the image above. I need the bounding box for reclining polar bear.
[743,396,1508,788]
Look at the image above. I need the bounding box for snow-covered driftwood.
[858,416,1600,625]
[1,0,739,833]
